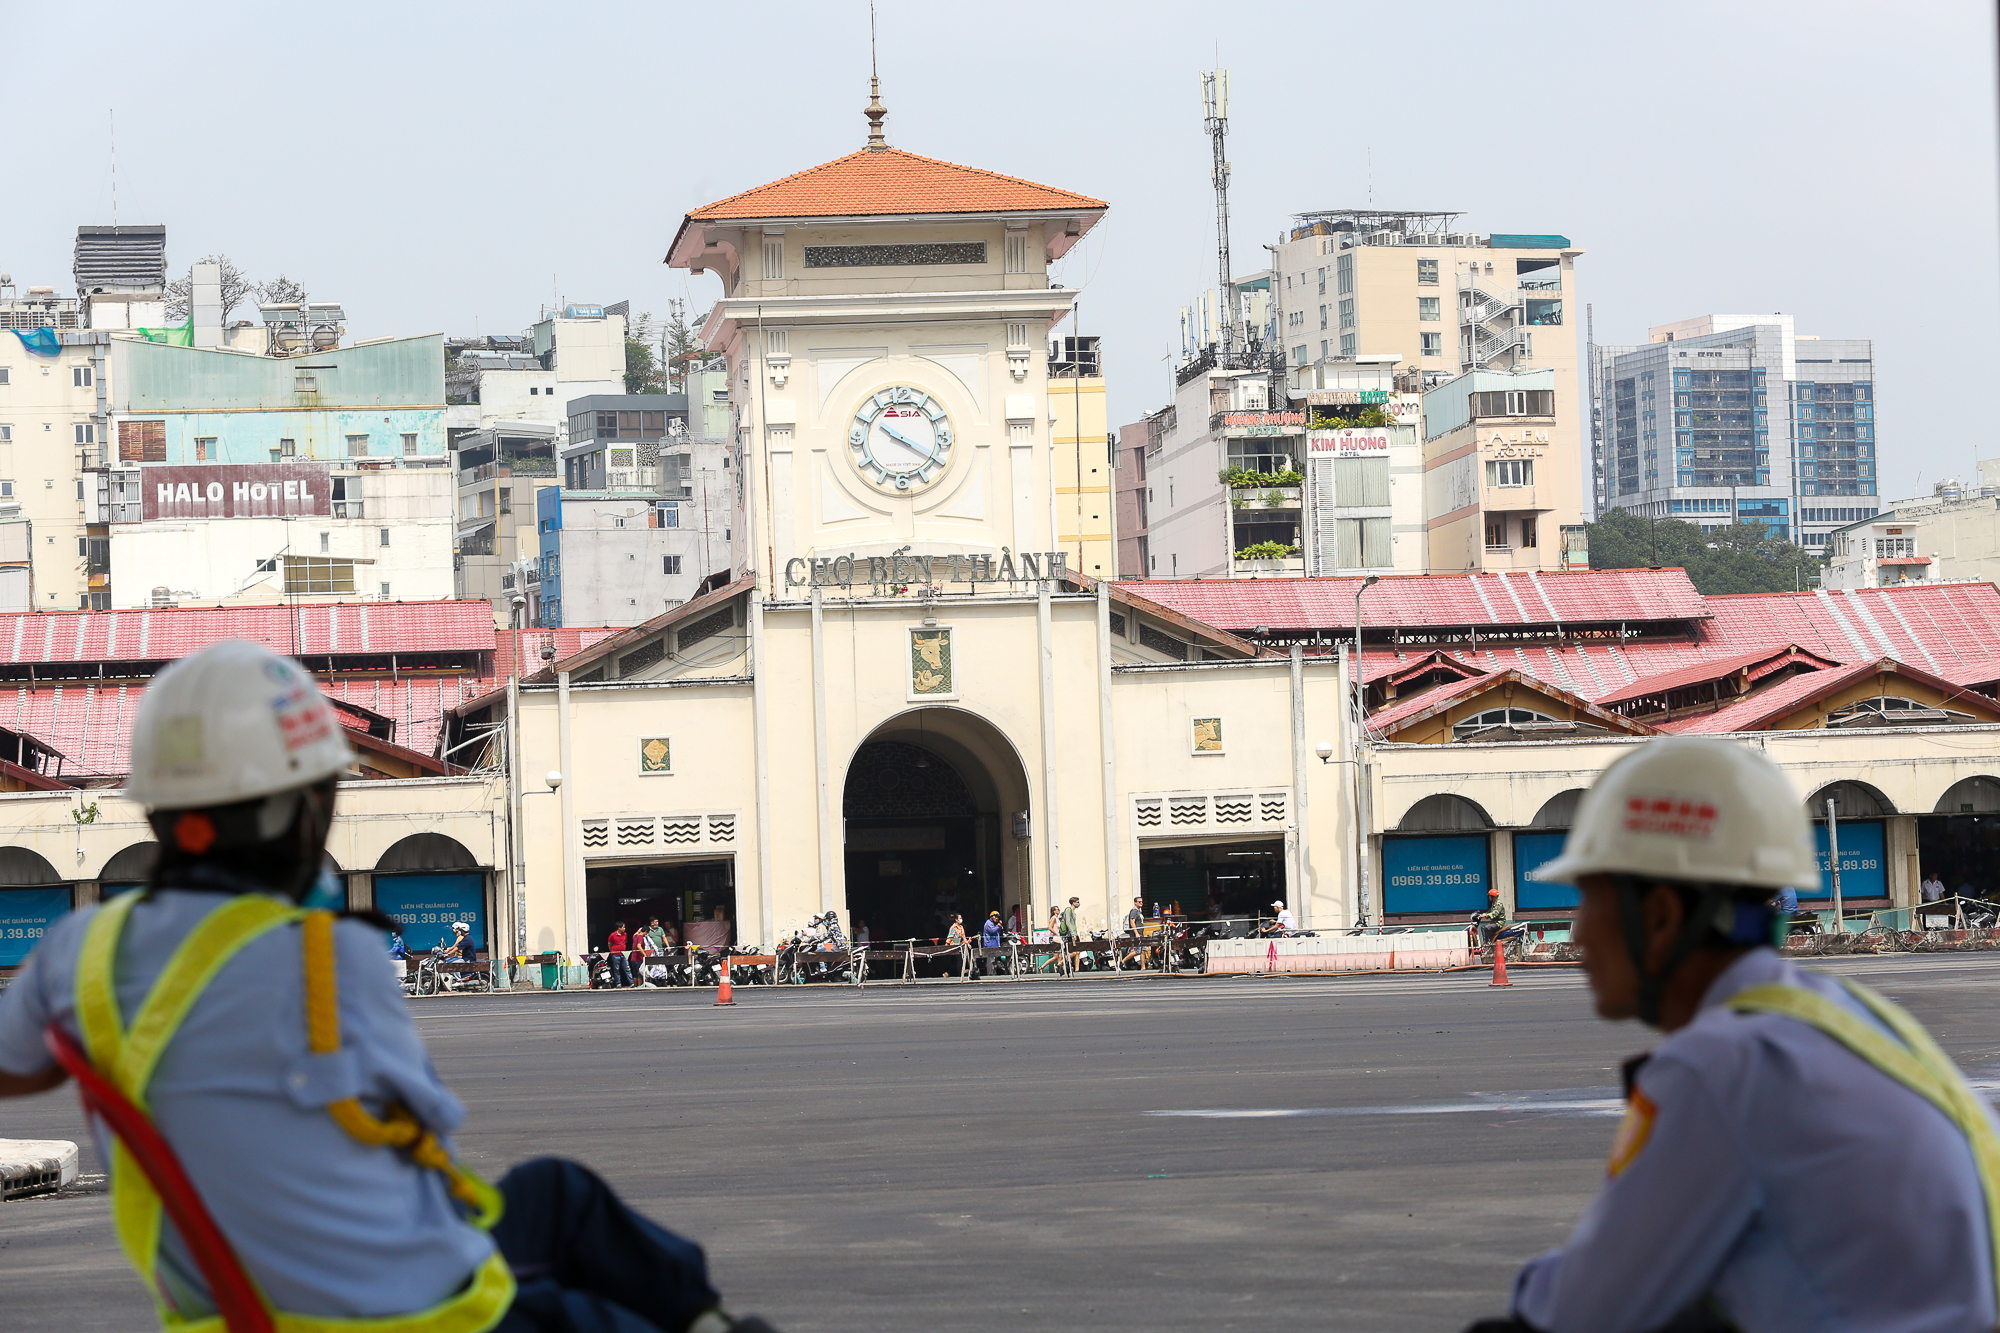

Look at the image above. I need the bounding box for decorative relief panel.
[1191,717,1224,754]
[805,243,986,268]
[1131,790,1292,837]
[580,812,739,854]
[910,627,954,697]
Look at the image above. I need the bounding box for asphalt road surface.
[10,955,2000,1331]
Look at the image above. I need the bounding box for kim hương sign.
[141,463,332,521]
[1309,429,1391,456]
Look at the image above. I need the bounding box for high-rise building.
[1595,315,1877,549]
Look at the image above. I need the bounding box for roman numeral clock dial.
[850,387,953,492]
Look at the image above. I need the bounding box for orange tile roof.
[685,147,1107,222]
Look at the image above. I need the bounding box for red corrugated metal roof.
[0,611,623,778]
[1655,663,1877,734]
[1594,645,1838,707]
[1323,581,2000,730]
[1121,568,1709,632]
[0,600,499,665]
[1366,673,1502,732]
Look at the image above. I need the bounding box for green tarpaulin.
[136,318,194,346]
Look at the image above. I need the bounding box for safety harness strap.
[1728,980,2000,1308]
[300,913,504,1229]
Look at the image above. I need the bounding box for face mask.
[302,865,345,912]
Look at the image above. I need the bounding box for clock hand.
[877,424,932,461]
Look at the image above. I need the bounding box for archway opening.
[0,847,69,968]
[842,709,1030,943]
[375,834,488,955]
[1919,777,2000,906]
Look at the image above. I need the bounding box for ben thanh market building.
[5,116,2000,972]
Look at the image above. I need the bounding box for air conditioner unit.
[1446,233,1476,247]
[1365,231,1398,246]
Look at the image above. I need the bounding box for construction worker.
[1466,736,2000,1333]
[0,640,775,1333]
[1472,885,1510,948]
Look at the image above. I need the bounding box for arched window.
[1453,706,1564,740]
[1827,696,1975,727]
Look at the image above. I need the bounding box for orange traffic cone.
[1490,942,1512,988]
[715,955,736,1006]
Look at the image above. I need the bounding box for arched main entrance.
[842,708,1031,943]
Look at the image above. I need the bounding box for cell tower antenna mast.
[1201,70,1235,364]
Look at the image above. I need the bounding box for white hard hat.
[1271,901,1284,910]
[127,639,352,809]
[1531,736,1818,891]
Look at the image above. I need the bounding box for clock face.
[849,386,953,492]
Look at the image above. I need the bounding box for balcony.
[1230,553,1306,578]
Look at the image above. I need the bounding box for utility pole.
[1201,70,1235,366]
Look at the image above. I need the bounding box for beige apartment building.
[1046,336,1114,580]
[0,295,108,612]
[1268,211,1585,573]
[1419,370,1589,573]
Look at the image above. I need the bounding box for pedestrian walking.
[0,639,776,1333]
[1465,736,2000,1333]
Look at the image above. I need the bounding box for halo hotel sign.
[140,462,333,521]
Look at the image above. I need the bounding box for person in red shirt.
[604,922,633,988]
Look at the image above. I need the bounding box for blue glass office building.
[1592,315,1875,550]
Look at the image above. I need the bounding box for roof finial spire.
[864,2,887,150]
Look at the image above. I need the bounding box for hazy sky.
[6,1,1995,502]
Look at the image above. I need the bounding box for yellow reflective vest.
[74,891,515,1333]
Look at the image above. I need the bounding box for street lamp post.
[1352,574,1381,928]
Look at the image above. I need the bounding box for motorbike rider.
[1471,887,1510,948]
[0,639,775,1333]
[1466,736,2000,1333]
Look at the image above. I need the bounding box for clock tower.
[664,106,1107,596]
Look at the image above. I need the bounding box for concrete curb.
[0,1139,78,1199]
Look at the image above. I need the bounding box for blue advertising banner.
[1513,831,1579,911]
[0,887,73,967]
[373,873,485,953]
[1383,835,1490,915]
[1810,821,1886,900]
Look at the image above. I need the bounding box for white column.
[1289,644,1312,929]
[1096,581,1119,935]
[557,670,581,962]
[1338,646,1358,930]
[811,588,836,915]
[1036,581,1061,924]
[750,589,776,947]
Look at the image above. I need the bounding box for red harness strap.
[44,1023,276,1333]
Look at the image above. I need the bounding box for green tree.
[1586,507,1821,594]
[660,298,704,394]
[624,309,665,394]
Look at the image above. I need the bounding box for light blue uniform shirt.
[1514,948,1998,1333]
[0,890,494,1319]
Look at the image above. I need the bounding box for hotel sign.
[140,462,332,520]
[1479,427,1551,459]
[1309,429,1391,456]
[1221,410,1306,438]
[785,547,1070,589]
[1306,390,1389,406]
